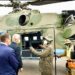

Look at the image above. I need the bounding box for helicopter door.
[21,31,43,58]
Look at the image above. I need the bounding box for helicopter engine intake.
[19,15,29,26]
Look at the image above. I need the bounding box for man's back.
[9,42,23,69]
[0,44,19,75]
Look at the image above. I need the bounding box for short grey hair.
[12,34,20,42]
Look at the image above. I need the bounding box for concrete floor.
[55,57,67,75]
[18,57,67,75]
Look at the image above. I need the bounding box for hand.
[55,55,61,58]
[30,46,33,49]
[39,44,43,48]
[39,44,46,49]
[39,44,42,47]
[67,59,73,62]
[57,56,61,58]
[19,68,23,72]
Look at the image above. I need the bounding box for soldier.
[64,39,74,59]
[30,36,53,75]
[58,39,74,75]
[59,39,74,59]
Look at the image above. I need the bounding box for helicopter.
[0,0,75,57]
[1,1,75,75]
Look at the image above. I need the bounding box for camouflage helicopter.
[0,0,75,57]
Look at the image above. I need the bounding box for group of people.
[0,32,74,75]
[0,33,23,75]
[0,32,54,75]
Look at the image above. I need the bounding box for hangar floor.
[18,57,67,75]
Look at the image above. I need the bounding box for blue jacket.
[9,42,23,69]
[0,44,19,75]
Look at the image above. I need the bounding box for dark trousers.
[16,69,19,75]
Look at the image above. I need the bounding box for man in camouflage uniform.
[30,37,53,75]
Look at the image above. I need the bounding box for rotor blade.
[9,0,13,3]
[29,0,73,5]
[9,0,20,3]
[0,4,12,7]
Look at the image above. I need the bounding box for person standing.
[64,39,74,59]
[9,34,23,75]
[30,36,53,75]
[0,33,19,75]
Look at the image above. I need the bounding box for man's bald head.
[12,34,21,44]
